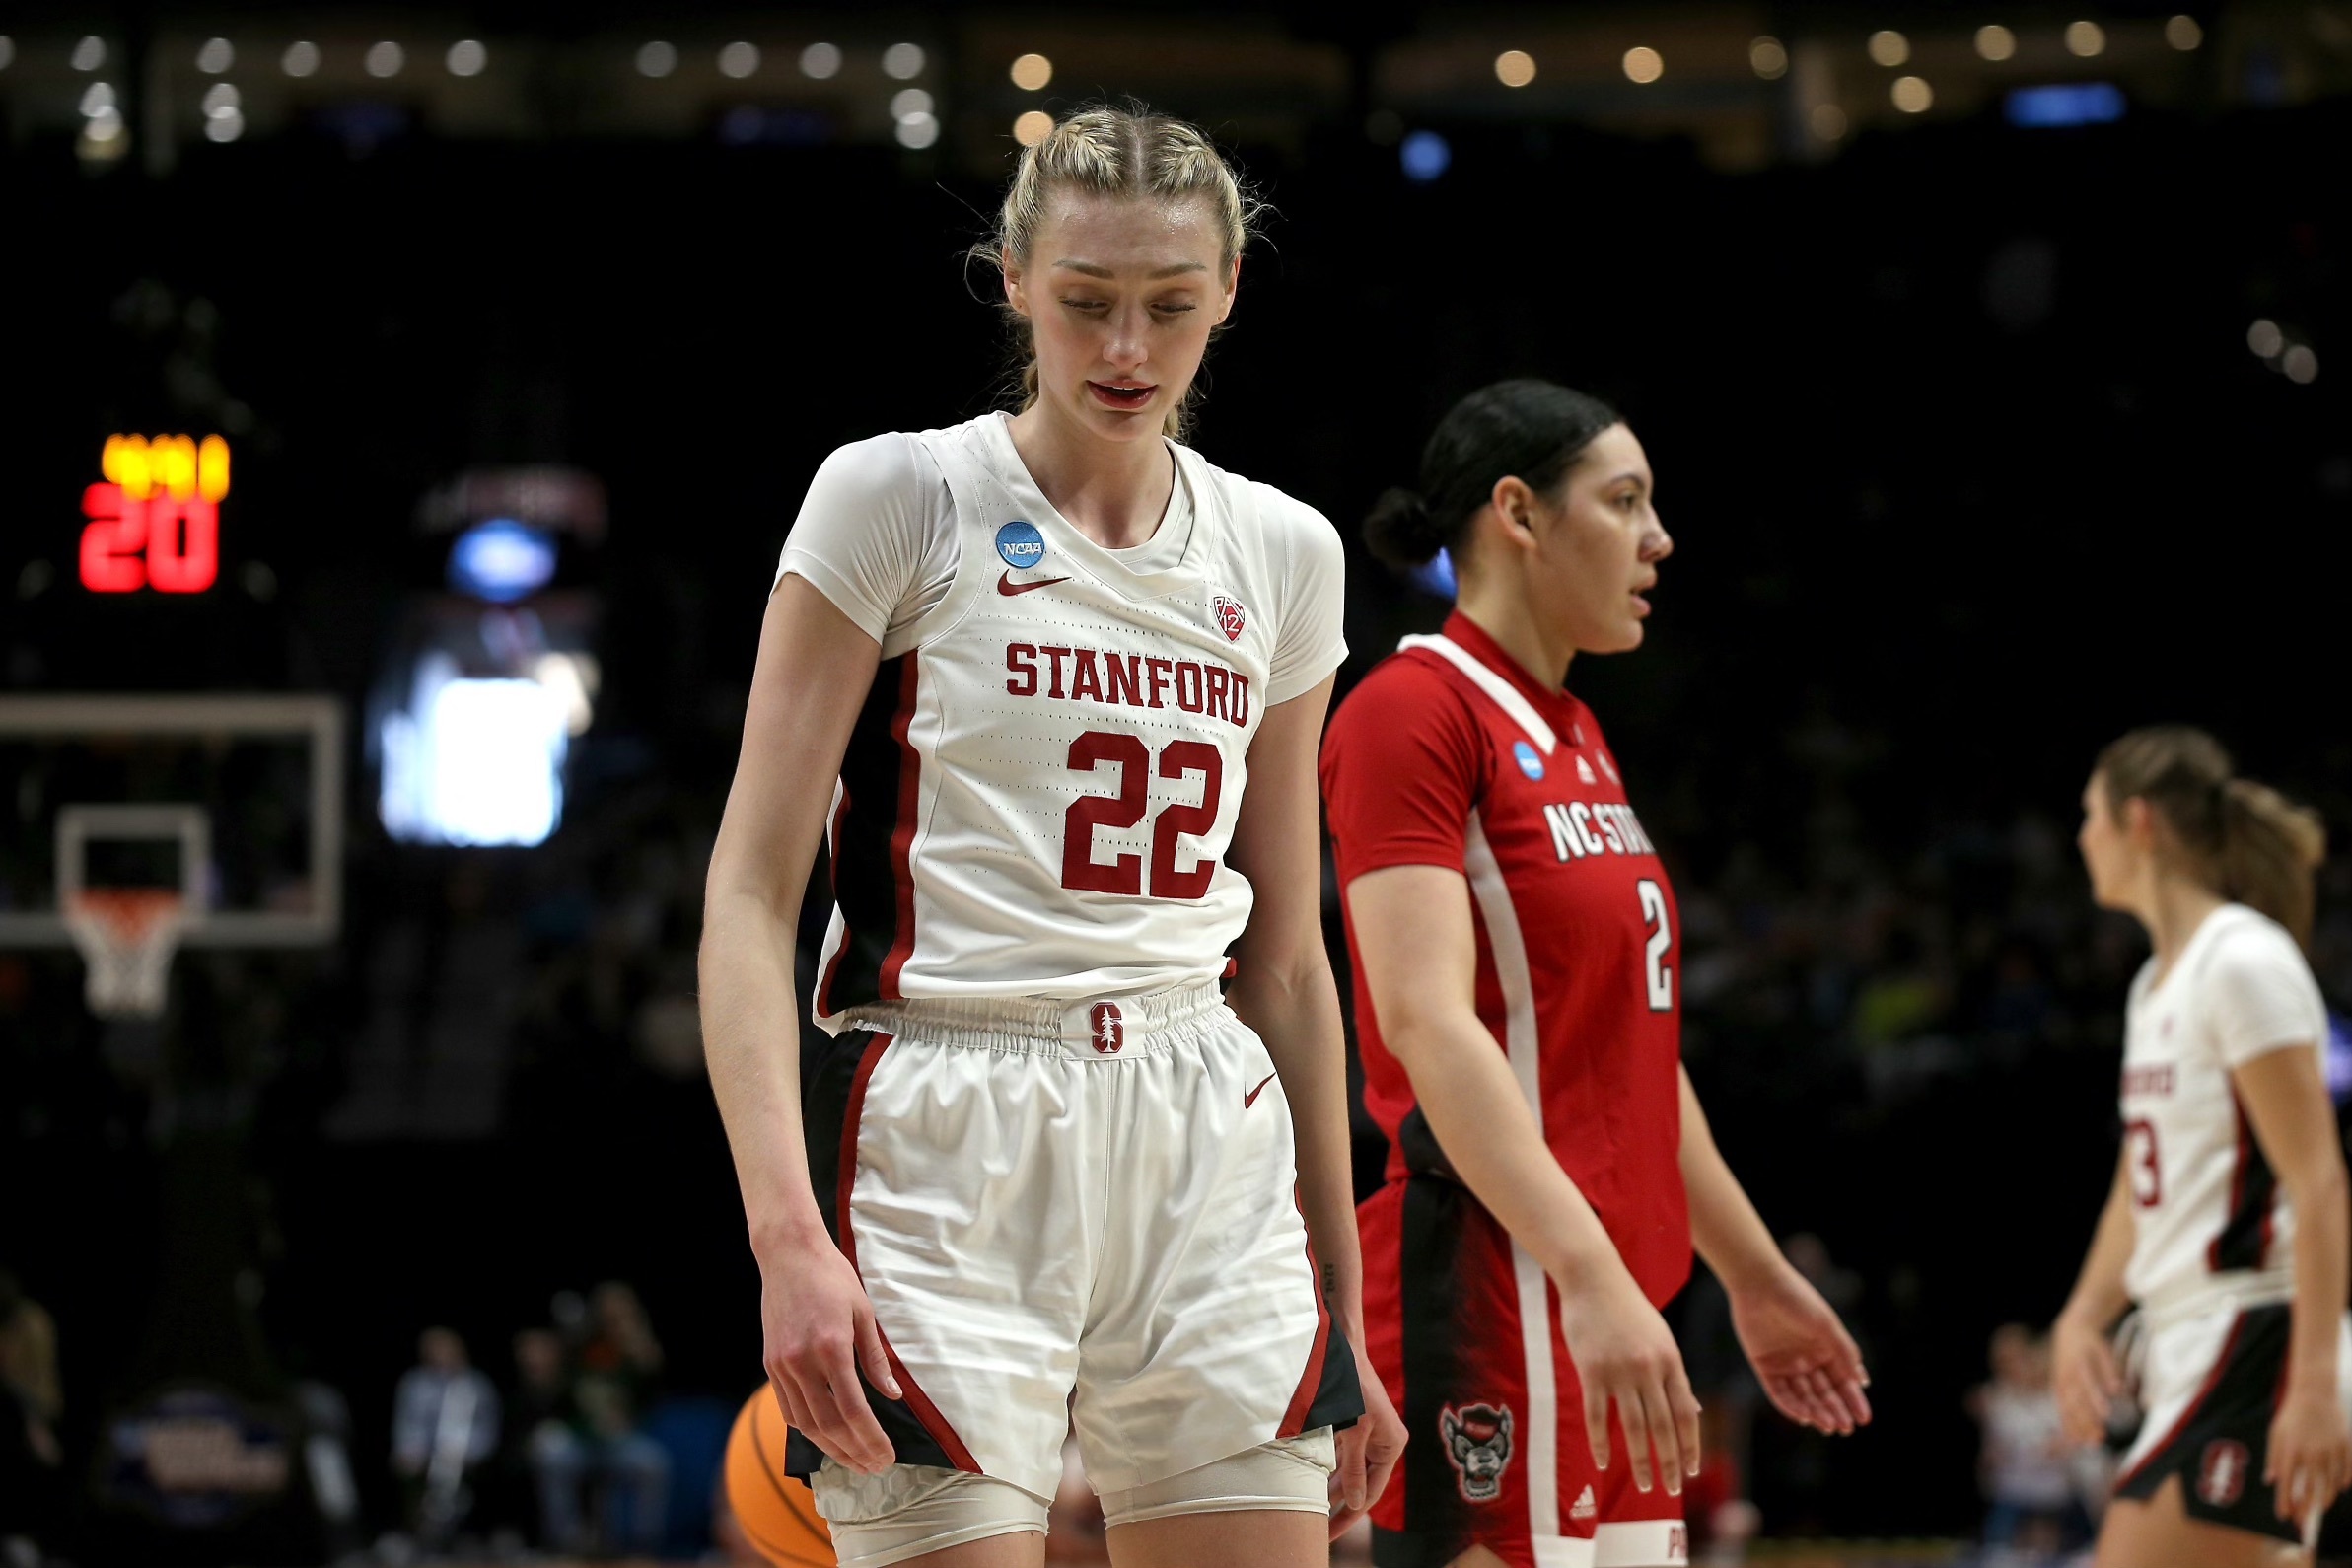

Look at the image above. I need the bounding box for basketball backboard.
[0,696,344,985]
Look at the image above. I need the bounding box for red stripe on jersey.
[1279,1193,1335,1439]
[2114,1311,2248,1492]
[833,1033,981,1474]
[879,658,922,1002]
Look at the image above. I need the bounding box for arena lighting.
[1868,30,1910,67]
[379,668,568,847]
[1976,25,2018,61]
[205,109,244,143]
[1400,128,1450,181]
[72,36,105,71]
[203,83,239,116]
[2005,81,2125,125]
[2065,20,2107,56]
[196,37,233,74]
[891,88,932,119]
[1494,49,1536,88]
[636,41,676,78]
[719,41,759,79]
[800,42,842,79]
[895,111,940,149]
[365,41,404,78]
[447,519,556,604]
[1891,75,1934,112]
[448,40,487,78]
[2248,319,2284,357]
[1811,103,1850,139]
[1749,36,1789,79]
[1013,108,1053,146]
[1010,52,1052,91]
[80,82,115,117]
[2282,345,2318,384]
[2166,14,2204,49]
[283,41,321,77]
[1622,45,1664,84]
[882,42,926,80]
[81,436,232,595]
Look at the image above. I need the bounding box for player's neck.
[2139,874,2227,982]
[1455,587,1576,692]
[1006,403,1174,551]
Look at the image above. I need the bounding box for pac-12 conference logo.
[996,521,1046,570]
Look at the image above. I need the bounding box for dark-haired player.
[1321,380,1869,1568]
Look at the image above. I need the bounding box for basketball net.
[64,889,189,1020]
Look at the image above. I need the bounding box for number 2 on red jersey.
[1638,878,1674,1012]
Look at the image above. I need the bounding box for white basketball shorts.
[782,980,1362,1502]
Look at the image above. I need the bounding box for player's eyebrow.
[1051,259,1210,279]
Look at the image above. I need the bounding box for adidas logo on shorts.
[1570,1485,1597,1522]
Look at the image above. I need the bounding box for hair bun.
[1363,486,1444,569]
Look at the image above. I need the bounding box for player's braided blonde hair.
[984,104,1257,441]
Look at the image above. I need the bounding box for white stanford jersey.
[778,413,1346,1030]
[2119,903,2330,1314]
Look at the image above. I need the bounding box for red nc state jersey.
[1322,611,1690,1304]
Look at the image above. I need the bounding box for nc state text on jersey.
[1005,642,1252,728]
[1544,800,1658,862]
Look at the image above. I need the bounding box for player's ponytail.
[1369,379,1621,575]
[2097,726,2327,946]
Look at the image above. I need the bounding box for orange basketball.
[722,1387,834,1567]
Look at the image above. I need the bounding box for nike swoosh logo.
[1244,1072,1277,1108]
[997,572,1070,596]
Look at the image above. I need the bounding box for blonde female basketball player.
[700,106,1403,1568]
[1322,381,1869,1568]
[2053,727,2349,1563]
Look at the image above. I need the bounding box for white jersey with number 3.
[775,412,1346,1031]
[2119,903,2330,1314]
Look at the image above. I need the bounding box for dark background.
[2,0,2349,1551]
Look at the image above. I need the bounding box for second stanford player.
[1322,381,1870,1568]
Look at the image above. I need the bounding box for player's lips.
[1087,381,1156,410]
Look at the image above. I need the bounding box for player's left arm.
[1678,1065,1872,1435]
[1226,672,1406,1532]
[2231,1043,2352,1521]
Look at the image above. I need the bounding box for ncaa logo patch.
[1512,741,1544,781]
[1211,594,1247,642]
[1088,1001,1124,1055]
[2197,1438,2249,1507]
[995,521,1047,570]
[1439,1402,1514,1503]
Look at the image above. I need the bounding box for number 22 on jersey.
[1061,730,1223,898]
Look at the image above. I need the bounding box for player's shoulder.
[2200,904,2314,982]
[810,429,946,500]
[1330,643,1488,743]
[1181,447,1340,554]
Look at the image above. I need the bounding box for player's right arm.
[2050,1148,2134,1445]
[700,574,901,1475]
[1345,863,1701,1498]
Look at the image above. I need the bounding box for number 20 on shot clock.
[80,433,231,594]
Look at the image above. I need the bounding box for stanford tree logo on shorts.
[1088,1001,1124,1055]
[1211,594,1246,642]
[2197,1438,2249,1507]
[1439,1402,1514,1503]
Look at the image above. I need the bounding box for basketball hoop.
[65,888,191,1020]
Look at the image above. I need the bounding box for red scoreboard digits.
[81,434,230,594]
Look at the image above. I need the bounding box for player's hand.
[2267,1377,2352,1524]
[2050,1308,2121,1447]
[1729,1261,1872,1436]
[1555,1266,1702,1496]
[1329,1338,1407,1538]
[759,1235,901,1475]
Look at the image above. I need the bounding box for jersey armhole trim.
[1397,635,1556,753]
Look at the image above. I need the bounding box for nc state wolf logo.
[1439,1402,1514,1503]
[1211,594,1246,642]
